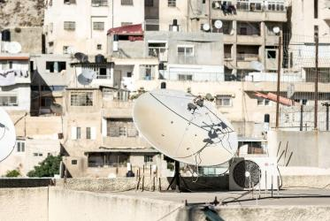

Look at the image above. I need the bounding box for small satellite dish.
[0,107,16,162]
[74,52,89,63]
[202,23,210,31]
[7,42,22,54]
[250,61,265,72]
[77,69,96,85]
[214,20,223,29]
[272,26,280,34]
[67,46,76,55]
[133,89,238,166]
[50,103,63,114]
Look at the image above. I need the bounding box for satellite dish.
[202,23,210,31]
[133,89,238,166]
[272,26,280,34]
[50,103,63,114]
[67,46,76,55]
[0,107,16,162]
[250,61,264,71]
[74,52,89,63]
[77,69,96,85]
[7,42,22,54]
[214,20,223,29]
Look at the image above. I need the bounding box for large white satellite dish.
[0,107,16,162]
[133,89,238,166]
[7,42,22,54]
[77,69,96,85]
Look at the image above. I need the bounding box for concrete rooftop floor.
[115,189,330,207]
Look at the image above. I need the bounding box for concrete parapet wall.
[268,130,330,168]
[0,187,48,221]
[281,175,330,189]
[55,176,229,192]
[49,188,183,221]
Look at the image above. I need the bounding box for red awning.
[255,92,296,106]
[107,24,143,35]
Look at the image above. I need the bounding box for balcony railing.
[237,54,259,61]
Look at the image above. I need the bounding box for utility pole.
[314,27,319,130]
[275,32,282,128]
[322,102,330,131]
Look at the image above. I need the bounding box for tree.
[5,169,20,177]
[27,155,62,177]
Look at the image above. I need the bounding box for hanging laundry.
[0,70,16,86]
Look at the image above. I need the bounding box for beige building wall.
[44,0,112,55]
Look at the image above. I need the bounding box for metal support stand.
[166,161,190,192]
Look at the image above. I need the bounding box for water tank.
[1,30,11,42]
[95,54,105,63]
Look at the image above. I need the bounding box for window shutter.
[71,127,77,140]
[91,127,96,140]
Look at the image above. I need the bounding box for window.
[0,95,18,106]
[77,127,81,139]
[177,46,194,57]
[216,95,232,106]
[71,127,82,139]
[17,141,25,152]
[107,118,138,137]
[41,97,52,107]
[257,98,270,106]
[121,22,133,26]
[64,0,76,4]
[144,155,154,163]
[178,74,193,81]
[71,160,78,165]
[97,44,102,50]
[70,91,93,106]
[121,0,133,5]
[168,0,176,7]
[267,50,276,59]
[148,42,167,57]
[93,22,104,31]
[86,127,91,139]
[64,21,75,31]
[92,0,108,6]
[46,61,66,73]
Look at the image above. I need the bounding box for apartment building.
[44,0,112,55]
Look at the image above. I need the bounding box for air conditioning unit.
[229,156,279,191]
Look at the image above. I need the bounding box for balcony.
[211,0,287,22]
[102,136,149,148]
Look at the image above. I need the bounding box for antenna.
[250,61,265,72]
[133,89,238,166]
[0,107,16,162]
[77,69,96,85]
[74,52,89,63]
